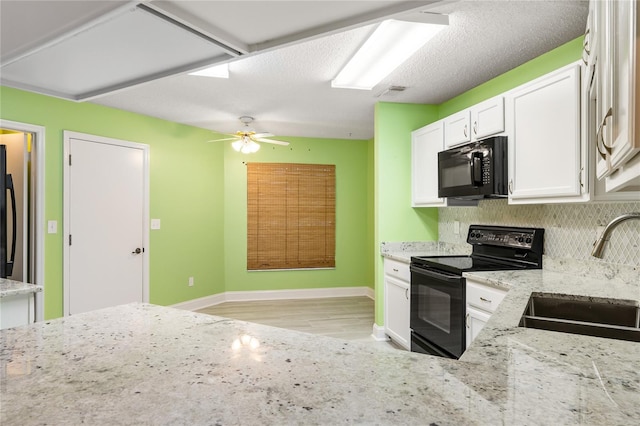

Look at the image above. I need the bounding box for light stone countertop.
[380,241,470,263]
[1,251,639,424]
[0,278,43,298]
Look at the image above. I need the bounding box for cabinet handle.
[480,297,492,304]
[582,28,590,66]
[463,124,468,138]
[596,107,613,158]
[405,288,409,300]
[465,313,470,328]
[392,268,399,272]
[508,179,513,194]
[579,166,584,188]
[583,28,591,55]
[473,121,478,135]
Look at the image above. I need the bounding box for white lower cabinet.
[0,293,35,330]
[465,278,507,349]
[466,306,491,346]
[384,258,410,350]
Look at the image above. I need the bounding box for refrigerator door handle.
[6,174,16,276]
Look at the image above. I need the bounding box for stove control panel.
[468,227,537,249]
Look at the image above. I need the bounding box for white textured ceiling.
[0,1,589,140]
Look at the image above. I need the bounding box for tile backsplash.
[439,200,640,267]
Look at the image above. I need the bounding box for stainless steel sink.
[519,293,640,343]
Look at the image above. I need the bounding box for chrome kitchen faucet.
[591,212,640,258]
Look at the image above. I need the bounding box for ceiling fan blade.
[253,132,274,138]
[255,138,290,146]
[206,137,240,143]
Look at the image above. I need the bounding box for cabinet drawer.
[466,281,506,313]
[384,258,410,282]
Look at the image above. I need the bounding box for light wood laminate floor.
[197,296,402,350]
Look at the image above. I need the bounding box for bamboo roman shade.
[247,163,336,270]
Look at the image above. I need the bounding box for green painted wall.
[223,136,373,292]
[0,87,226,318]
[374,102,440,324]
[0,87,374,319]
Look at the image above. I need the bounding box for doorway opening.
[0,120,46,321]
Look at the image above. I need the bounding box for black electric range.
[409,225,545,358]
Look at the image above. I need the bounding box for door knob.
[132,248,142,254]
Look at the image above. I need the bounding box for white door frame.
[0,119,46,322]
[63,131,150,316]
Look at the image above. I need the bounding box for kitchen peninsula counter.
[1,266,639,424]
[0,278,42,330]
[0,278,42,298]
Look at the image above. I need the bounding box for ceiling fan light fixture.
[231,139,244,152]
[241,139,261,154]
[331,17,448,90]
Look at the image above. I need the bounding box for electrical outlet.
[188,277,194,287]
[47,220,58,234]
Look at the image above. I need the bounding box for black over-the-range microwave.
[437,136,508,199]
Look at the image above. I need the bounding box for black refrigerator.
[1,144,16,278]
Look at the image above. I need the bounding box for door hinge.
[68,154,72,166]
[69,234,72,246]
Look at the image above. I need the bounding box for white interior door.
[64,132,149,315]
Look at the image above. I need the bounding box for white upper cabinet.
[444,110,471,148]
[506,63,586,204]
[589,0,640,192]
[444,96,505,149]
[470,96,505,140]
[412,121,447,207]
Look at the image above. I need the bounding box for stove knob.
[470,233,476,238]
[517,237,524,243]
[526,237,532,244]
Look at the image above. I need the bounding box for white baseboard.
[171,286,375,311]
[371,323,389,341]
[171,293,226,311]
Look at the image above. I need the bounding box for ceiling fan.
[208,116,289,153]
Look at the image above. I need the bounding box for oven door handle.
[410,265,461,283]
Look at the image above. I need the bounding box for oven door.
[410,264,465,358]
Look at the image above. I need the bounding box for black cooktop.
[411,255,530,275]
[411,225,545,275]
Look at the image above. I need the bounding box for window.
[247,163,336,270]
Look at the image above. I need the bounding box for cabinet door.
[444,110,471,148]
[465,305,490,348]
[0,293,34,330]
[471,96,504,140]
[603,0,639,172]
[507,64,584,203]
[412,121,447,207]
[384,275,410,350]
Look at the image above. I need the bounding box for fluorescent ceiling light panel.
[189,63,229,78]
[331,18,448,90]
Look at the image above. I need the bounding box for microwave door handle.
[471,152,483,186]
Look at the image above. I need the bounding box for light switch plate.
[150,219,161,230]
[47,220,57,234]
